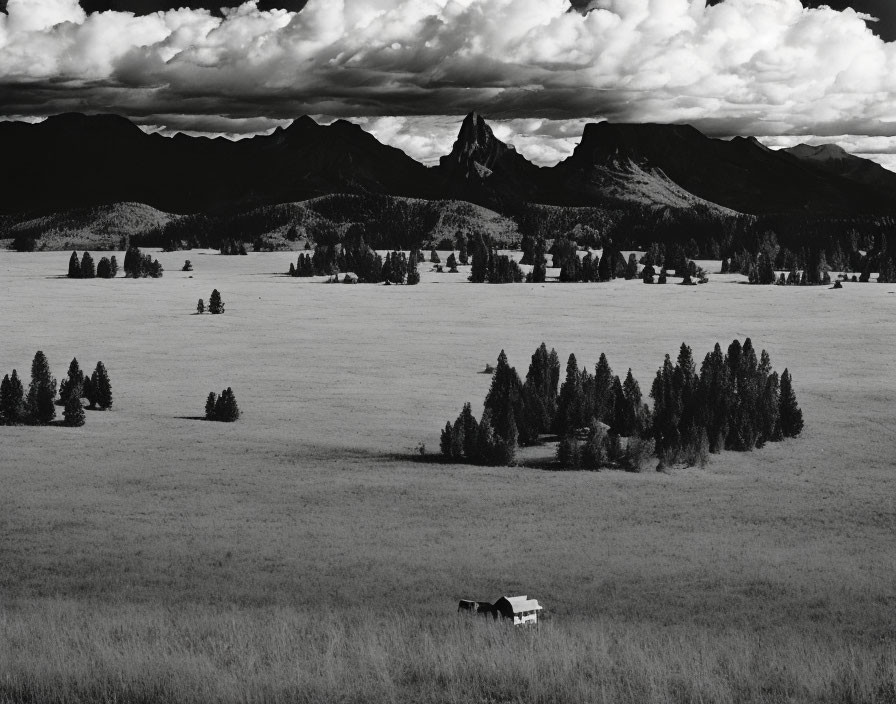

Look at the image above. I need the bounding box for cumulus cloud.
[3,0,896,165]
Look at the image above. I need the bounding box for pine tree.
[624,253,638,280]
[209,289,224,314]
[58,357,84,404]
[483,350,527,445]
[593,353,615,425]
[68,251,81,278]
[440,421,455,458]
[0,371,25,425]
[406,255,420,285]
[91,361,113,410]
[458,403,479,461]
[214,387,240,422]
[531,238,547,283]
[555,353,583,436]
[80,252,96,278]
[63,394,85,427]
[25,351,57,425]
[779,369,803,437]
[197,299,205,314]
[430,249,440,264]
[110,256,119,277]
[205,392,218,420]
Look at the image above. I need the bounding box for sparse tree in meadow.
[197,299,205,314]
[208,289,224,314]
[90,362,113,410]
[0,371,25,425]
[80,252,95,279]
[25,351,57,425]
[430,248,440,264]
[63,394,85,427]
[446,253,458,272]
[110,256,119,277]
[68,251,81,278]
[779,369,803,438]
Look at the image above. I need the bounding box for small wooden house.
[493,595,543,625]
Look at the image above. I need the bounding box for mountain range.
[2,111,895,218]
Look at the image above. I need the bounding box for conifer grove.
[439,340,803,469]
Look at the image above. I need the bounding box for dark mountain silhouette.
[437,112,543,211]
[2,111,896,218]
[0,113,438,216]
[783,142,896,203]
[550,122,896,214]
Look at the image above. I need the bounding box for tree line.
[439,340,802,470]
[0,353,112,427]
[287,245,421,284]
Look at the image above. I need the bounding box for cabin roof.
[497,595,543,613]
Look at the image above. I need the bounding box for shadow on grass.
[175,416,210,421]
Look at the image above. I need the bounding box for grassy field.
[1,250,895,702]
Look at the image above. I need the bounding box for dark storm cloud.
[3,0,896,166]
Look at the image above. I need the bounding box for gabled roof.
[497,595,543,613]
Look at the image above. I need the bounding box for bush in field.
[25,351,57,425]
[96,257,113,278]
[183,260,193,272]
[197,299,205,314]
[208,289,224,314]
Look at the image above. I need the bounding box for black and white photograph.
[1,0,895,701]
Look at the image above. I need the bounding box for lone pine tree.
[208,289,224,314]
[197,299,205,314]
[26,351,57,425]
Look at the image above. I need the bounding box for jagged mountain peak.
[440,111,529,178]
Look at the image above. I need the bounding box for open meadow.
[2,250,896,703]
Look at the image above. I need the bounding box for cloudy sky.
[3,0,896,169]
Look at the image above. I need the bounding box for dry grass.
[1,250,896,702]
[3,603,895,704]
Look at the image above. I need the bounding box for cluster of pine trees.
[197,289,224,314]
[469,238,525,283]
[439,339,803,470]
[287,245,420,284]
[649,340,802,466]
[205,388,240,422]
[219,239,248,255]
[0,353,112,427]
[67,251,118,279]
[123,246,163,278]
